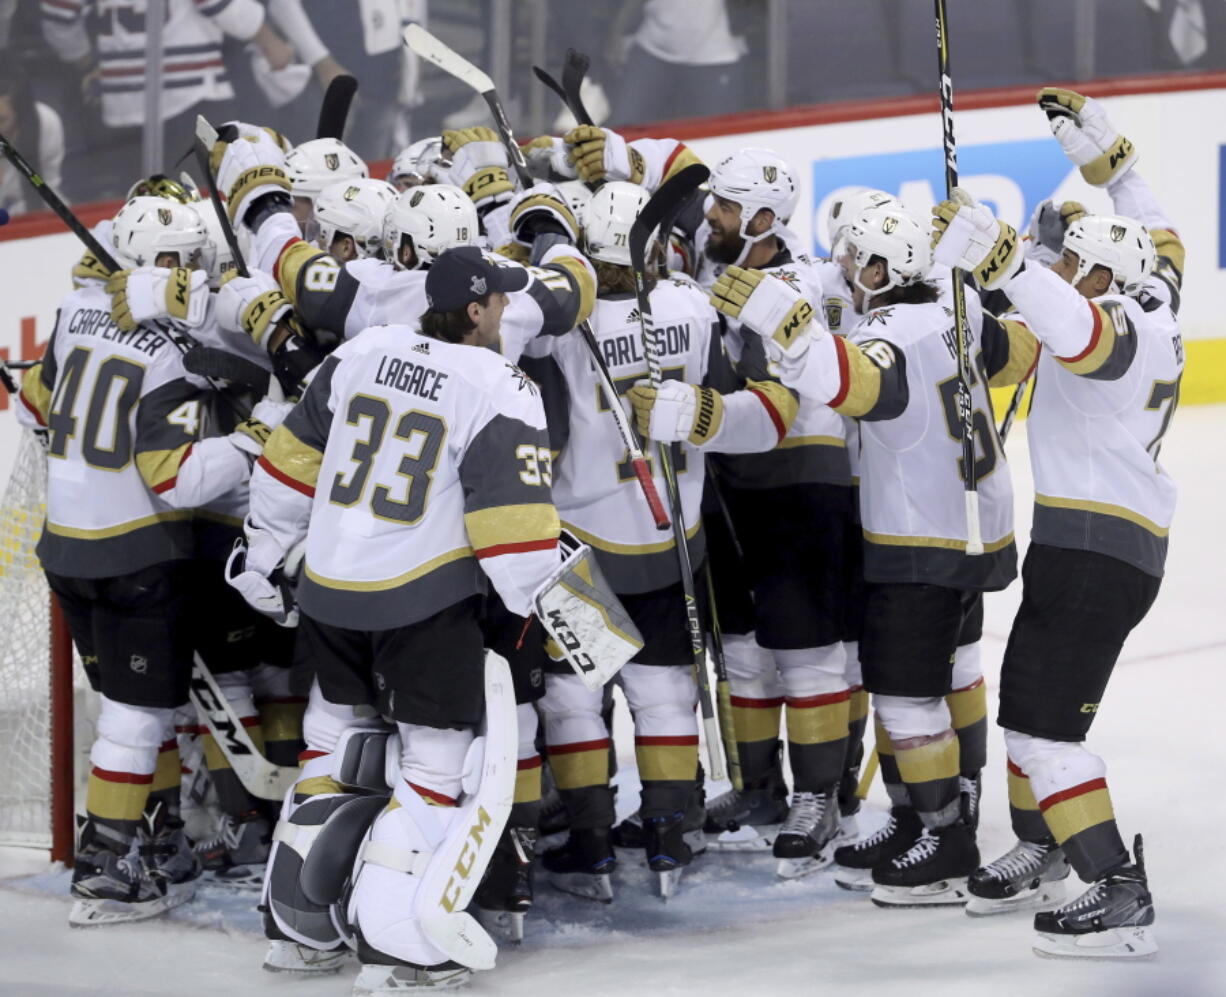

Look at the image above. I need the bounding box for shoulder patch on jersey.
[865,306,896,327]
[505,362,539,396]
[823,297,845,331]
[770,268,804,293]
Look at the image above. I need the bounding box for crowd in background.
[1,0,1224,217]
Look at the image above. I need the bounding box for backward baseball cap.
[425,245,530,311]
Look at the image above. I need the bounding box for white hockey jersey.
[250,325,560,629]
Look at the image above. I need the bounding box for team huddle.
[13,82,1181,992]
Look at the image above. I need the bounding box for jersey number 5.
[936,365,998,484]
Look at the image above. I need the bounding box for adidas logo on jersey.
[625,307,641,326]
[412,342,431,354]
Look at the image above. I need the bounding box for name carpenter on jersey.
[67,308,166,358]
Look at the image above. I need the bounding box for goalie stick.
[934,0,983,555]
[629,163,727,782]
[189,654,299,801]
[409,25,669,530]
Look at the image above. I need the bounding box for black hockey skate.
[1032,835,1157,960]
[193,808,272,887]
[966,838,1070,917]
[543,827,616,903]
[613,782,707,853]
[870,820,978,908]
[141,814,202,902]
[703,771,790,851]
[474,826,538,942]
[70,818,183,927]
[833,805,923,891]
[643,811,699,899]
[773,790,839,879]
[961,772,982,831]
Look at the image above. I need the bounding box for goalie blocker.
[534,533,645,691]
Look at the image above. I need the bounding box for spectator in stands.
[0,65,66,217]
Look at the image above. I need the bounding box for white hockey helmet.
[382,183,479,270]
[584,181,650,267]
[314,178,398,259]
[284,138,368,203]
[388,136,452,189]
[835,204,933,300]
[1062,213,1155,295]
[555,179,594,235]
[111,196,208,269]
[824,187,901,250]
[708,148,799,261]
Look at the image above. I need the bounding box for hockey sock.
[724,633,784,786]
[541,673,614,829]
[623,664,699,820]
[844,685,869,773]
[947,642,987,777]
[874,716,909,808]
[86,698,174,846]
[258,697,307,767]
[777,645,850,794]
[1006,757,1052,843]
[514,703,542,828]
[144,733,183,823]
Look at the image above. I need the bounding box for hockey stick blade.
[316,74,358,141]
[629,164,710,274]
[404,24,494,95]
[194,114,218,150]
[532,66,568,107]
[561,49,594,126]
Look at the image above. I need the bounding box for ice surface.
[3,406,1224,996]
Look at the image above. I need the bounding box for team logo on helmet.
[763,165,778,183]
[470,275,487,295]
[343,185,360,201]
[325,153,340,171]
[158,208,172,226]
[882,216,898,234]
[410,190,425,207]
[1110,224,1127,242]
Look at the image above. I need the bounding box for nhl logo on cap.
[158,208,172,225]
[471,275,487,295]
[1110,224,1126,242]
[325,153,340,170]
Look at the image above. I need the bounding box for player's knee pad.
[1003,730,1106,801]
[843,640,863,687]
[722,632,777,691]
[774,643,848,697]
[620,663,697,737]
[301,680,383,755]
[951,640,982,690]
[539,671,605,746]
[91,695,175,773]
[347,653,516,972]
[873,695,951,741]
[249,661,293,700]
[397,724,473,805]
[516,703,538,760]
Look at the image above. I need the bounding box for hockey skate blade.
[352,963,473,993]
[474,907,525,944]
[965,879,1067,917]
[547,870,613,903]
[834,866,875,891]
[69,883,193,927]
[870,877,970,908]
[655,865,684,900]
[203,866,265,890]
[1033,925,1157,960]
[707,824,779,852]
[262,939,348,975]
[776,849,834,880]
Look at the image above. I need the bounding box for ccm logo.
[547,609,596,673]
[440,806,494,912]
[1079,702,1100,714]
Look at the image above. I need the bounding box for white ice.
[3,406,1225,997]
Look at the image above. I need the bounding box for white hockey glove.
[710,265,816,365]
[442,126,515,210]
[106,267,210,332]
[214,270,294,349]
[931,188,1023,290]
[533,533,644,691]
[1026,198,1087,260]
[1037,87,1137,187]
[208,122,294,225]
[564,125,644,186]
[521,135,578,180]
[228,414,276,459]
[626,379,724,448]
[225,520,302,627]
[508,182,582,246]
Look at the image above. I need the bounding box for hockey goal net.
[0,429,82,862]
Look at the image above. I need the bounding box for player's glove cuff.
[710,265,815,359]
[931,188,1022,290]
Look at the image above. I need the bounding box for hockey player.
[310,177,397,263]
[931,88,1181,958]
[17,196,280,924]
[387,136,452,191]
[283,136,369,237]
[712,203,1026,906]
[528,181,799,899]
[228,246,611,989]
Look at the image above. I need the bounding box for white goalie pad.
[533,536,644,691]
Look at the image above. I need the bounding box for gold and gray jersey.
[522,281,723,594]
[706,245,851,490]
[18,285,251,578]
[1003,256,1184,577]
[251,325,560,630]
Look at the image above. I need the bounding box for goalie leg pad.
[337,728,397,794]
[535,538,644,691]
[348,652,516,972]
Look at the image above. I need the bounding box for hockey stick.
[997,376,1031,443]
[410,26,669,531]
[316,74,358,141]
[0,129,247,417]
[855,747,880,800]
[934,0,983,555]
[183,344,270,392]
[189,654,299,801]
[703,561,742,791]
[629,163,727,782]
[194,116,249,279]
